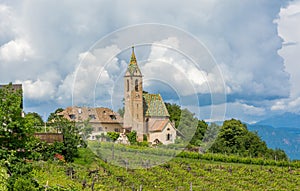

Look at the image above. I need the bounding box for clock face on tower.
[135,93,140,98]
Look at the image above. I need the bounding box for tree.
[126,131,137,144]
[117,107,125,118]
[0,83,41,190]
[175,108,198,142]
[51,117,82,162]
[209,119,288,160]
[210,119,252,154]
[0,83,35,157]
[190,120,208,146]
[165,103,181,128]
[203,123,220,143]
[107,132,120,142]
[0,165,8,191]
[24,112,44,132]
[47,108,63,122]
[201,123,221,151]
[165,103,198,142]
[76,118,93,140]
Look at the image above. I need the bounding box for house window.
[135,79,138,91]
[98,127,102,131]
[167,128,170,131]
[89,114,96,119]
[127,79,129,92]
[109,115,116,120]
[166,133,172,141]
[114,128,120,132]
[69,114,76,120]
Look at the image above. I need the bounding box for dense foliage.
[0,83,41,190]
[190,120,208,146]
[165,103,200,141]
[76,118,93,140]
[209,119,288,160]
[0,85,82,189]
[47,108,64,122]
[107,131,120,141]
[25,112,44,130]
[50,116,82,162]
[0,84,35,157]
[165,103,288,160]
[126,130,137,144]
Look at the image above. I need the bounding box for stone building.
[123,47,177,144]
[58,106,123,140]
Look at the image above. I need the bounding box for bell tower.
[124,46,144,141]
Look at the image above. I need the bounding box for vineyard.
[30,147,300,191]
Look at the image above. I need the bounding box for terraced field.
[31,146,300,190]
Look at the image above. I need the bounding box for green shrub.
[0,165,8,191]
[13,176,39,191]
[137,141,149,147]
[107,132,120,141]
[126,131,137,144]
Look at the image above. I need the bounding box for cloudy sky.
[0,0,299,123]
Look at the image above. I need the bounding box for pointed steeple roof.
[130,46,137,64]
[125,46,142,76]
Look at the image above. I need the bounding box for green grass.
[31,146,300,191]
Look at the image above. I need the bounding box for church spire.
[125,45,142,76]
[130,46,137,65]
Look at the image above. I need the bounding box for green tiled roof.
[143,93,170,117]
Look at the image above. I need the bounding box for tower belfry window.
[135,79,138,91]
[127,79,129,92]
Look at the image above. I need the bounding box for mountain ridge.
[255,112,300,129]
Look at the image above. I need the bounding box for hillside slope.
[248,124,300,160]
[30,148,300,191]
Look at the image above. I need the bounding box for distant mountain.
[247,124,300,160]
[208,113,300,160]
[255,112,300,129]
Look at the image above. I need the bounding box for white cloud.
[16,79,56,101]
[0,0,296,122]
[0,38,34,62]
[271,101,286,111]
[58,45,121,106]
[196,101,267,123]
[273,0,300,113]
[288,97,300,111]
[278,7,300,93]
[224,102,266,123]
[142,37,213,96]
[241,103,266,116]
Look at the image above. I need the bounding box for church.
[59,47,177,145]
[123,47,177,144]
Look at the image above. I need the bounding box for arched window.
[166,133,171,141]
[127,79,129,92]
[135,79,138,91]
